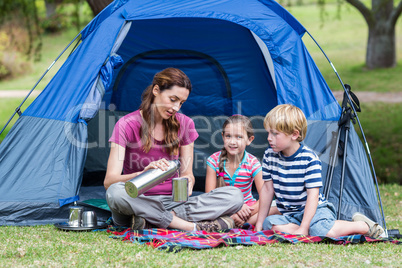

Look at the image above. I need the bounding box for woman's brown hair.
[139,68,192,155]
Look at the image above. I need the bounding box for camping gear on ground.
[68,205,84,227]
[124,160,181,198]
[172,177,189,203]
[0,0,388,235]
[82,210,97,227]
[56,207,103,231]
[54,221,108,231]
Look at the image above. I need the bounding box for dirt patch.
[0,90,40,98]
[332,91,402,103]
[1,90,401,103]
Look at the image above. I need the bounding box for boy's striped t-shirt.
[207,151,262,203]
[262,144,325,214]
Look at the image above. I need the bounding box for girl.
[205,115,278,227]
[104,68,243,232]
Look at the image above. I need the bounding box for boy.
[254,104,384,238]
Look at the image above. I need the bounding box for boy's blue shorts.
[262,202,336,236]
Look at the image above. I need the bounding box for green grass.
[355,103,402,184]
[0,98,34,141]
[0,183,400,267]
[291,2,402,92]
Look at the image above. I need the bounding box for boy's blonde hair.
[263,104,307,142]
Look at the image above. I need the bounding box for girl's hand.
[231,214,245,227]
[236,204,253,221]
[144,159,170,171]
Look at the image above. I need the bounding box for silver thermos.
[125,160,180,198]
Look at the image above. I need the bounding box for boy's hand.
[293,226,309,236]
[254,223,263,232]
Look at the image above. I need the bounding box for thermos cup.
[125,160,180,198]
[82,211,97,227]
[68,205,83,227]
[172,177,188,202]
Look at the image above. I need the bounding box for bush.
[40,13,66,33]
[0,22,32,80]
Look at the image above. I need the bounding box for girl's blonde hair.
[139,68,192,155]
[263,104,307,142]
[217,115,254,187]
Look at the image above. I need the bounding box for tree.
[2,0,401,69]
[88,0,402,69]
[345,0,402,69]
[44,0,64,18]
[0,0,42,59]
[86,0,113,16]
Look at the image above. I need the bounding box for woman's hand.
[186,176,194,196]
[179,143,196,196]
[144,158,170,172]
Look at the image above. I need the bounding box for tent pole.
[0,34,82,137]
[305,31,388,234]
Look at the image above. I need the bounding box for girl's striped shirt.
[207,151,262,203]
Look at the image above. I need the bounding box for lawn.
[291,1,402,93]
[356,103,402,184]
[0,183,400,267]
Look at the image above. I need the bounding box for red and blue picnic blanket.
[107,226,401,252]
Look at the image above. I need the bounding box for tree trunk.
[345,0,402,69]
[365,0,396,69]
[366,23,396,69]
[86,0,113,16]
[44,0,64,18]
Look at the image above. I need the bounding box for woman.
[104,68,243,232]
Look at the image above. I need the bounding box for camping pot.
[68,205,84,227]
[172,177,188,202]
[125,160,180,198]
[82,211,97,228]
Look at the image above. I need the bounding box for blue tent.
[0,0,382,227]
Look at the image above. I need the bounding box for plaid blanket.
[107,226,401,253]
